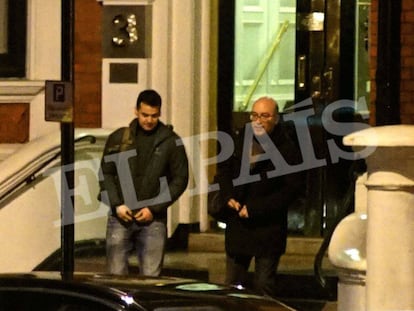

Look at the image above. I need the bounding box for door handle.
[323,67,334,99]
[298,55,306,90]
[311,75,322,99]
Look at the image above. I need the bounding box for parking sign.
[45,81,73,122]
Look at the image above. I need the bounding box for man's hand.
[134,207,154,223]
[227,198,241,211]
[116,204,133,222]
[226,199,249,218]
[238,205,249,218]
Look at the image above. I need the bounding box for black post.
[217,0,235,134]
[61,0,75,281]
[375,0,401,125]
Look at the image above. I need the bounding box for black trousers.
[225,252,281,297]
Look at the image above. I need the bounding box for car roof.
[0,272,296,311]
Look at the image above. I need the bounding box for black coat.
[218,122,303,257]
[99,119,189,221]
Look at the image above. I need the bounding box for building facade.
[0,0,413,236]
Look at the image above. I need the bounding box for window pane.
[234,0,296,112]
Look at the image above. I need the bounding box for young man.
[99,89,189,276]
[217,96,303,296]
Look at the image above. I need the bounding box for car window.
[0,289,117,311]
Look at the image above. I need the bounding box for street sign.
[45,81,73,122]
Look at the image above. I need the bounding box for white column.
[169,0,195,226]
[197,0,212,232]
[150,0,170,104]
[344,125,414,311]
[151,0,213,234]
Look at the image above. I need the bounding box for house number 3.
[112,14,138,46]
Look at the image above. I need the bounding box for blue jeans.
[225,253,281,296]
[106,215,167,276]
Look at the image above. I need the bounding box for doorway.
[217,0,371,237]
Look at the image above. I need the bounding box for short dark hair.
[136,89,162,109]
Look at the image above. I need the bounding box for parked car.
[0,271,296,310]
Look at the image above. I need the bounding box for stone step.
[75,250,335,283]
[185,232,335,286]
[188,232,326,255]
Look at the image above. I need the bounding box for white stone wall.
[101,0,213,232]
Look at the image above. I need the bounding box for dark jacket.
[99,119,189,221]
[218,122,303,257]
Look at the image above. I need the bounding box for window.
[234,0,296,112]
[0,0,27,77]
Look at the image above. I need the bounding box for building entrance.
[218,0,371,236]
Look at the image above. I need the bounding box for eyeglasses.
[249,112,274,121]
